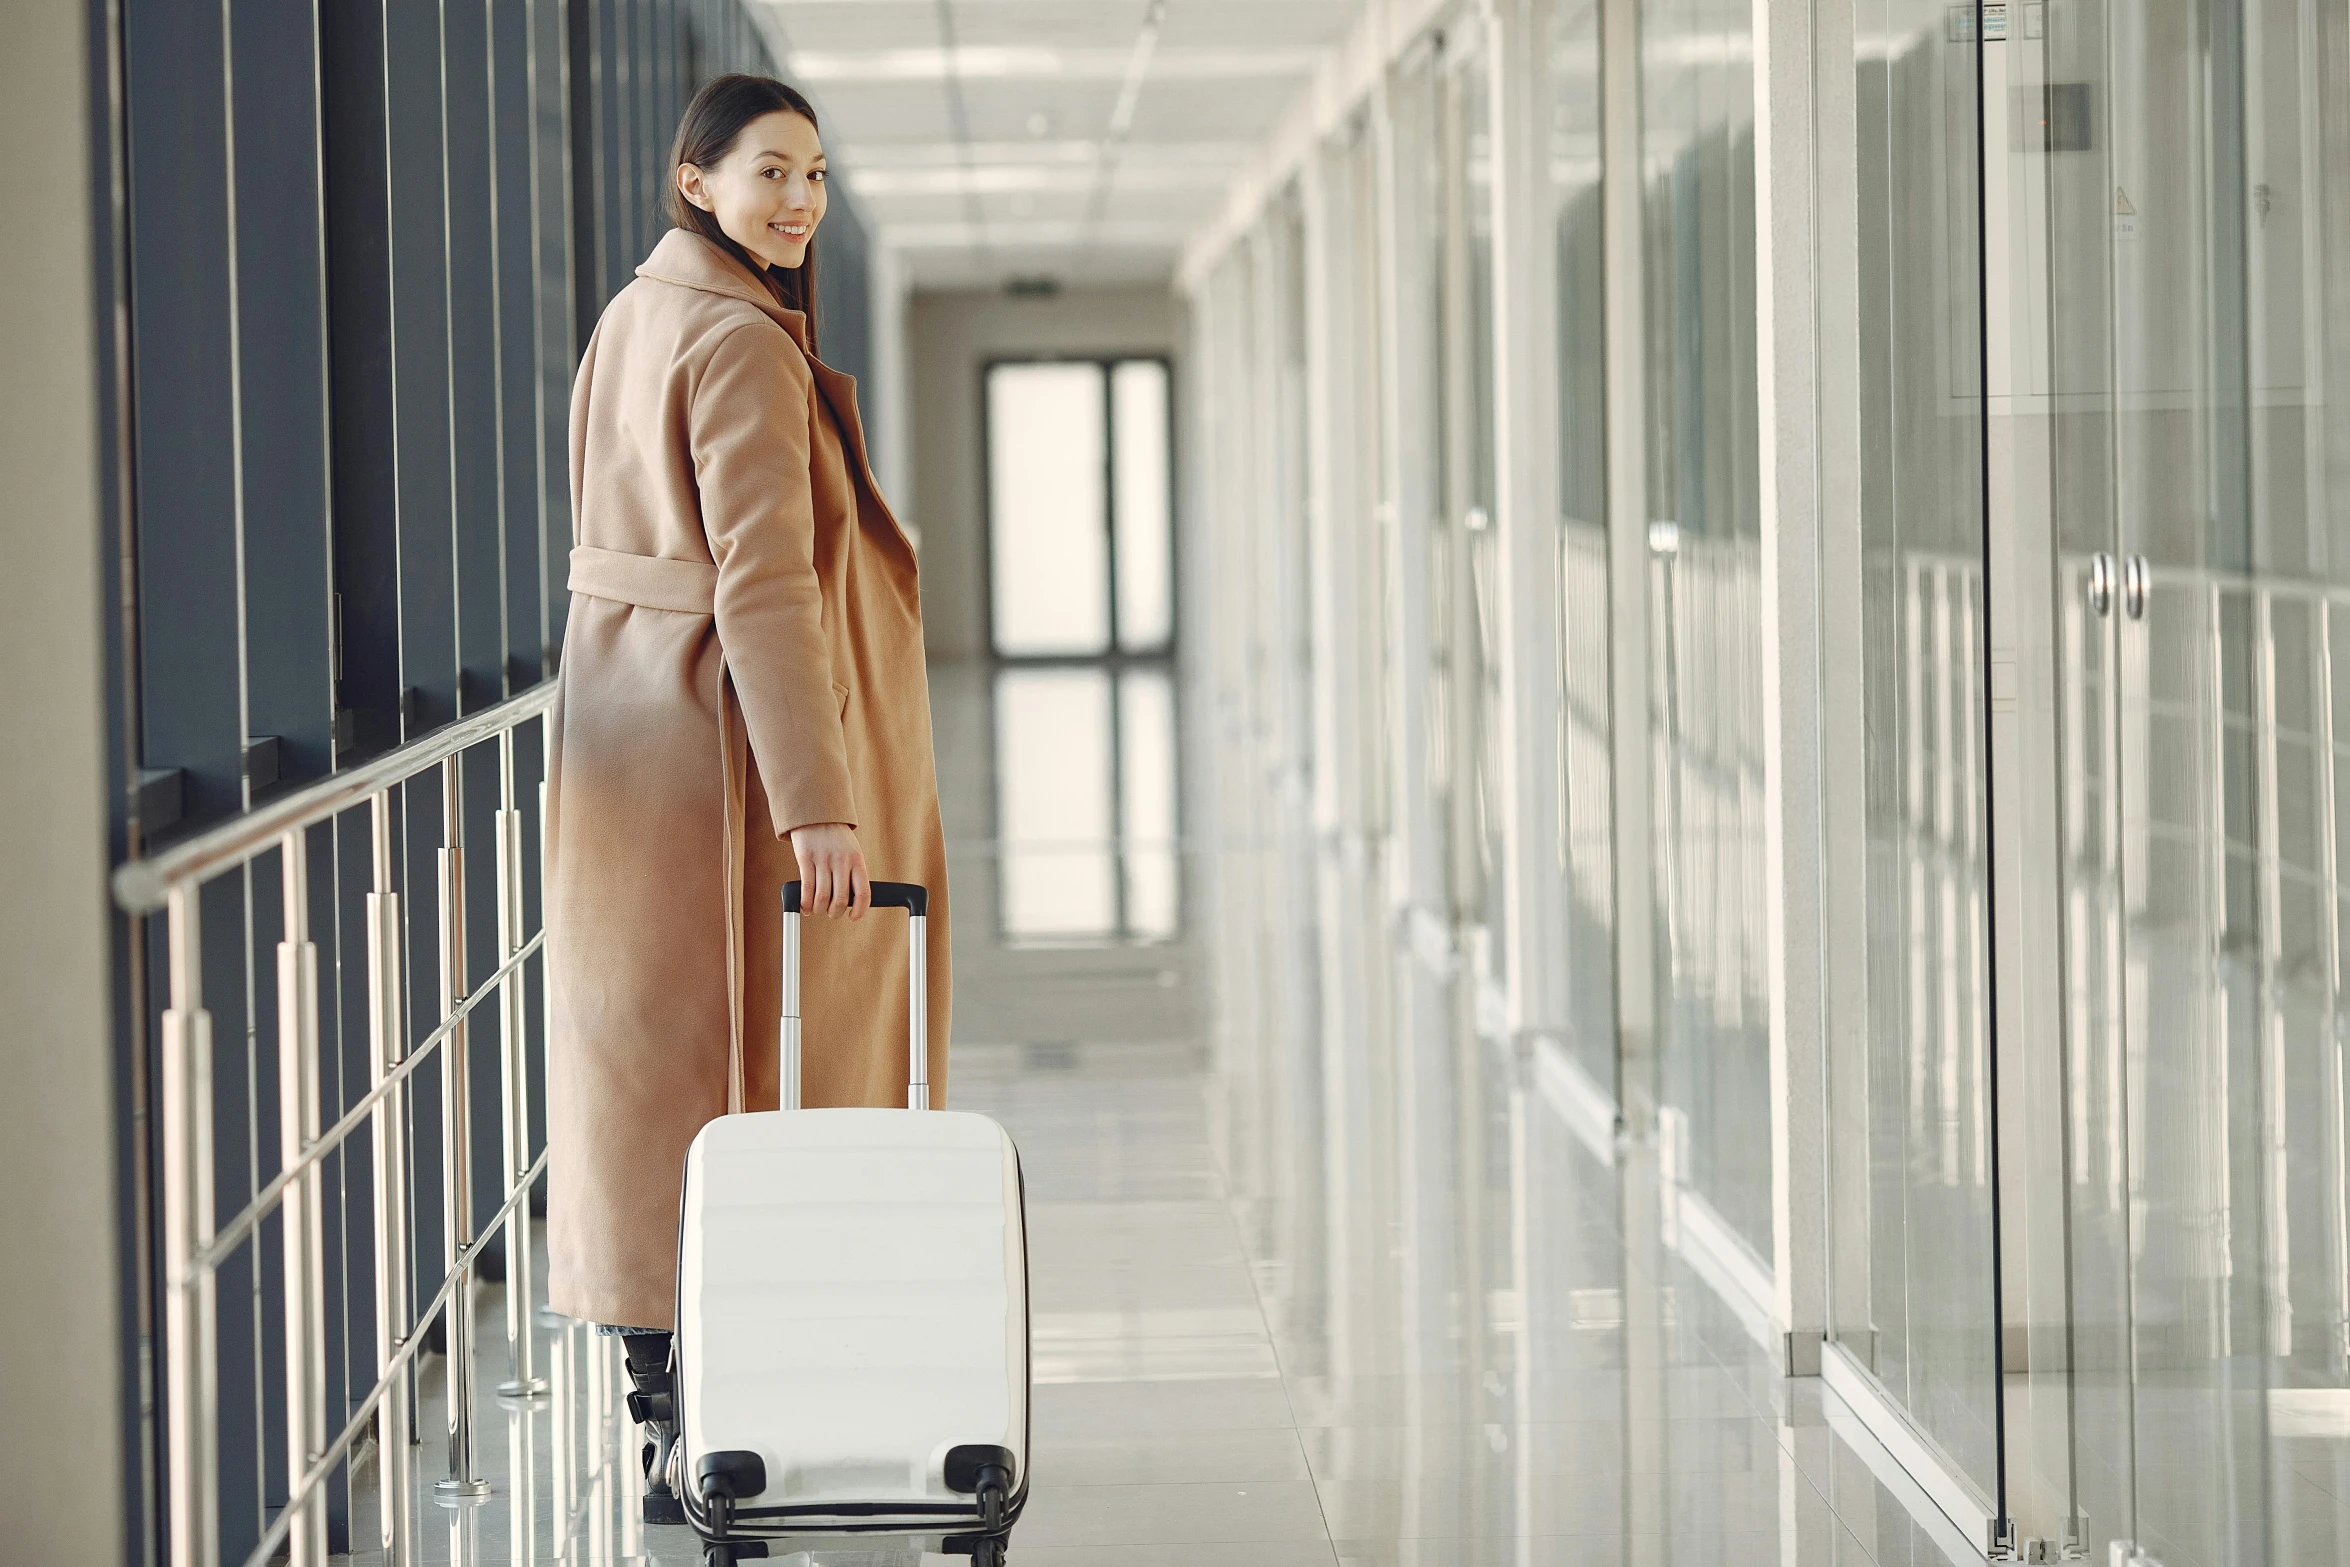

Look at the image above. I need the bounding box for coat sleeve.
[690,320,859,836]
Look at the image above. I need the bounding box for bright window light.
[1119,666,1179,938]
[996,667,1117,940]
[989,363,1109,656]
[1112,361,1173,652]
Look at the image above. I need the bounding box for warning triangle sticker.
[2114,186,2137,216]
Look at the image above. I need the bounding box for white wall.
[904,287,1184,664]
[0,1,128,1559]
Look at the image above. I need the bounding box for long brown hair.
[667,73,823,354]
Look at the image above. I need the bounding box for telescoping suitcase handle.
[778,881,931,1112]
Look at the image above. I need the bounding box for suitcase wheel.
[696,1449,768,1540]
[944,1444,1017,1532]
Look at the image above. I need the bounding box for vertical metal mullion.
[217,2,269,1532]
[435,0,466,715]
[525,0,553,673]
[303,8,352,1517]
[485,0,512,698]
[98,0,162,1544]
[1104,359,1122,656]
[218,0,252,787]
[1102,360,1129,937]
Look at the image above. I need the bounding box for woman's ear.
[676,163,713,213]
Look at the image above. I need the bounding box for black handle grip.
[781,880,927,917]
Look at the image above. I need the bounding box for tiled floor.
[336,919,1979,1565]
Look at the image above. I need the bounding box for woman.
[542,73,952,1515]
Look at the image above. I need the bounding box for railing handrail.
[138,681,561,1566]
[112,681,558,914]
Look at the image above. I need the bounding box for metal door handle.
[2087,553,2115,617]
[2122,555,2149,620]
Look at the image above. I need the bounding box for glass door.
[1836,0,2005,1521]
[2037,2,2275,1562]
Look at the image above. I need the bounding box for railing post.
[276,832,328,1566]
[162,885,218,1567]
[367,792,415,1563]
[437,755,491,1497]
[495,730,547,1398]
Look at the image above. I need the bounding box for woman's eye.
[810,170,826,183]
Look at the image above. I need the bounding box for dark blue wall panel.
[386,3,460,738]
[495,0,550,690]
[446,0,509,719]
[110,2,881,1550]
[321,3,403,762]
[125,0,242,831]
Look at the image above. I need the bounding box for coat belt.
[566,543,754,1114]
[568,543,718,613]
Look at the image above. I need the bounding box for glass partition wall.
[1438,24,1510,979]
[1640,0,1774,1271]
[1548,0,1617,1093]
[1185,0,2334,1555]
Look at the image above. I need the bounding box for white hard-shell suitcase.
[673,880,1029,1564]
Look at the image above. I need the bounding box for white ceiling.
[756,0,1365,290]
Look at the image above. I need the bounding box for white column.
[1486,0,1570,1037]
[1752,0,1830,1371]
[0,0,127,1558]
[1809,0,1874,1361]
[1600,0,1658,1115]
[1373,71,1448,921]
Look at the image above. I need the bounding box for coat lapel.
[637,229,918,561]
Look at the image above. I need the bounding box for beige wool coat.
[544,229,951,1330]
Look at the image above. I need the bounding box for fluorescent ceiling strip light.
[929,0,989,257]
[853,163,1233,196]
[1086,0,1166,232]
[789,45,1319,82]
[881,218,1195,247]
[844,140,1253,170]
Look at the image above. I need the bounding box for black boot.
[621,1332,685,1525]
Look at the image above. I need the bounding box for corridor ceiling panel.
[758,0,1364,287]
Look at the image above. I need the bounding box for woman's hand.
[790,823,868,919]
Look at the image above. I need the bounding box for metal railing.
[114,682,560,1567]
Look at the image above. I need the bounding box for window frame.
[978,352,1180,664]
[978,351,1184,947]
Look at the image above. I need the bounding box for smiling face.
[675,109,827,272]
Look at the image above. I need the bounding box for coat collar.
[635,231,918,566]
[637,228,814,355]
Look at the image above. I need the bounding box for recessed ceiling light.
[1027,111,1053,138]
